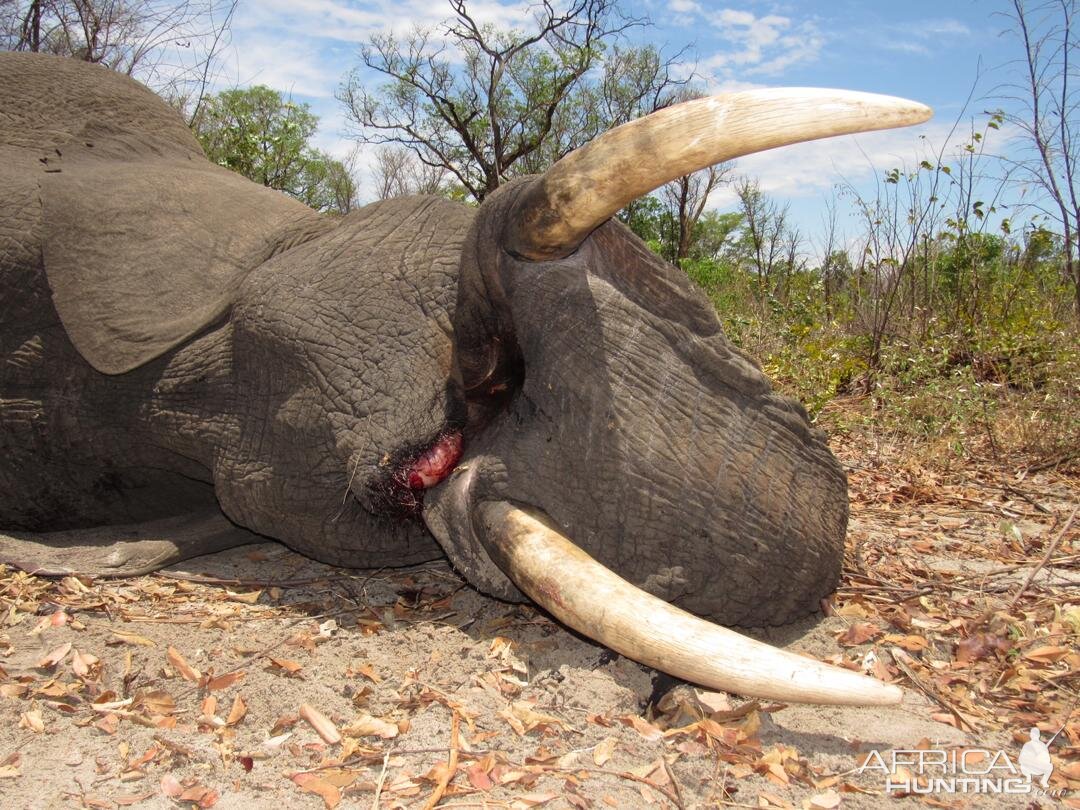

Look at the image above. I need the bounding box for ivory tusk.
[505,88,932,260]
[474,500,903,706]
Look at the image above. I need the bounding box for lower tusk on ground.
[473,500,903,706]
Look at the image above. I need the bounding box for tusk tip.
[817,89,932,128]
[897,99,933,126]
[863,680,905,706]
[864,92,933,127]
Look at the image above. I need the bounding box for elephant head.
[420,90,930,705]
[0,53,930,706]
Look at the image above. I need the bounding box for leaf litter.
[0,441,1076,808]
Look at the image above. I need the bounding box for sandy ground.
[0,446,1077,809]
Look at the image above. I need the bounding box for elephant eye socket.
[462,339,523,426]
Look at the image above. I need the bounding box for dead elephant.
[0,52,931,704]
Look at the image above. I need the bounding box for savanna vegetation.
[3,0,1077,468]
[640,137,1080,468]
[192,85,359,214]
[337,0,1080,470]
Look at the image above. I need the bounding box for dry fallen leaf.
[499,701,565,736]
[71,649,100,678]
[883,633,929,651]
[136,689,177,717]
[36,641,72,669]
[1024,645,1070,663]
[267,657,303,676]
[263,732,293,749]
[167,646,202,682]
[205,671,245,691]
[19,709,44,733]
[593,736,618,766]
[299,703,341,745]
[837,622,881,646]
[343,713,399,739]
[159,774,183,798]
[354,662,381,684]
[226,694,247,726]
[696,690,734,714]
[110,630,156,647]
[509,792,560,809]
[620,714,663,742]
[808,788,842,809]
[466,758,494,790]
[178,784,219,808]
[226,589,262,604]
[955,633,1010,664]
[292,772,341,809]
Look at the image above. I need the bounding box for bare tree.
[816,192,846,318]
[0,0,237,120]
[659,163,730,266]
[371,145,449,200]
[735,178,795,303]
[338,0,685,202]
[996,0,1080,316]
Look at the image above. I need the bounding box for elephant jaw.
[422,465,902,707]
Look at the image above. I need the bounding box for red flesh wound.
[407,432,463,489]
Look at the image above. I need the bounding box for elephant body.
[1,51,852,633]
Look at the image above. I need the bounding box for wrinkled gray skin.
[0,53,847,626]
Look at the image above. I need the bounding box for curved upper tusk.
[474,500,903,706]
[503,88,932,261]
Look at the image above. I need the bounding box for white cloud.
[919,18,971,37]
[714,8,758,28]
[861,17,972,56]
[221,35,342,98]
[691,7,825,81]
[698,76,769,94]
[235,0,532,44]
[668,0,701,13]
[876,40,930,55]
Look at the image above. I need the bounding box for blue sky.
[213,1,1029,247]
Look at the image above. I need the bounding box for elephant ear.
[41,127,324,375]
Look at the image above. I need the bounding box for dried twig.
[577,766,686,810]
[421,711,459,810]
[1005,505,1078,611]
[1023,453,1078,475]
[998,481,1052,514]
[156,571,330,588]
[663,757,685,808]
[371,750,391,810]
[890,647,977,732]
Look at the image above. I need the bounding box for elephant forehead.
[507,258,770,405]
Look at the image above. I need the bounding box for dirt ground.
[1,441,1077,810]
